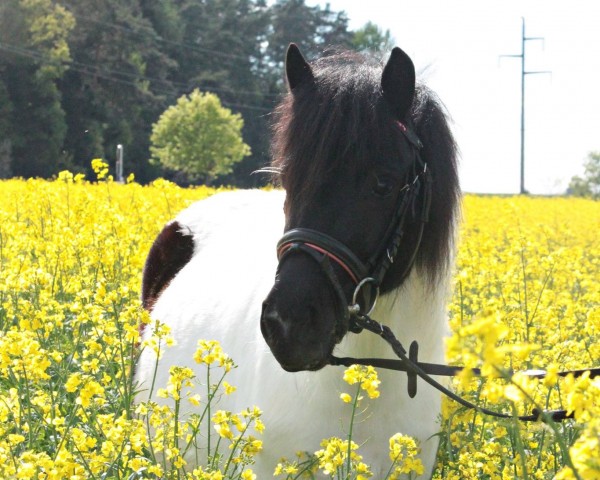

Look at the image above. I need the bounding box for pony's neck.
[336,269,451,365]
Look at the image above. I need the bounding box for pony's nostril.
[261,288,334,372]
[262,301,319,335]
[260,302,287,339]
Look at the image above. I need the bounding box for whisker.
[252,167,282,175]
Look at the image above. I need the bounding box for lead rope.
[329,314,600,423]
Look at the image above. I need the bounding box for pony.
[136,44,460,478]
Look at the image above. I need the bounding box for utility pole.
[500,18,551,194]
[116,144,124,183]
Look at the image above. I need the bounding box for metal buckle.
[349,277,380,316]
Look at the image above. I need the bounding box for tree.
[150,89,251,183]
[266,0,353,76]
[59,0,177,182]
[352,21,394,55]
[0,0,74,177]
[171,0,271,187]
[0,77,13,178]
[568,151,600,198]
[0,0,362,182]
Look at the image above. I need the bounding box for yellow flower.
[223,381,236,395]
[274,461,300,476]
[147,464,163,476]
[340,392,352,403]
[314,437,372,477]
[1,176,598,480]
[57,170,74,182]
[194,339,234,372]
[240,469,256,480]
[157,388,169,399]
[76,378,104,408]
[388,433,424,478]
[65,372,82,393]
[343,365,380,399]
[543,363,560,388]
[0,176,220,479]
[502,384,523,403]
[91,158,109,180]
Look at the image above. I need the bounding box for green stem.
[345,383,361,479]
[206,364,211,466]
[223,417,253,476]
[491,364,583,480]
[174,396,180,456]
[16,365,35,448]
[147,340,162,402]
[510,404,529,480]
[519,247,530,344]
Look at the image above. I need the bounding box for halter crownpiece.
[397,121,423,149]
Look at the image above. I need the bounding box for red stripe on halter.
[277,242,360,285]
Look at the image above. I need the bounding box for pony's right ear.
[285,43,314,91]
[381,47,416,120]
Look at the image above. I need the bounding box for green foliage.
[353,21,394,55]
[21,0,75,79]
[59,0,177,182]
[0,77,14,178]
[171,0,271,187]
[0,0,74,177]
[150,90,251,183]
[267,0,353,76]
[568,152,600,198]
[0,0,386,184]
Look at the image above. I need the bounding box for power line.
[0,41,174,95]
[60,3,261,63]
[0,41,275,113]
[2,35,274,97]
[54,5,282,99]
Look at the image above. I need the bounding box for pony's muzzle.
[260,299,330,372]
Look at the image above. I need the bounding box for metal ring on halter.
[350,277,380,316]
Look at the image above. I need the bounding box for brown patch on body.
[141,221,195,312]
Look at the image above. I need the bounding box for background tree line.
[0,0,392,186]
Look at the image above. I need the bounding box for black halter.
[274,120,600,423]
[277,120,430,328]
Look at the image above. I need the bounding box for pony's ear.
[286,43,314,91]
[381,47,416,120]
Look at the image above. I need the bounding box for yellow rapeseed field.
[438,196,599,480]
[0,166,598,479]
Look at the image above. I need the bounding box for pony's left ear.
[286,43,314,91]
[381,47,416,120]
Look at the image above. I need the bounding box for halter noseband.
[276,121,430,327]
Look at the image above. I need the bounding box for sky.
[306,0,600,194]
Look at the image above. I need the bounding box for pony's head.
[261,44,460,372]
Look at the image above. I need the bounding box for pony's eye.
[372,176,394,198]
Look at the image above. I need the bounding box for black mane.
[271,49,460,284]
